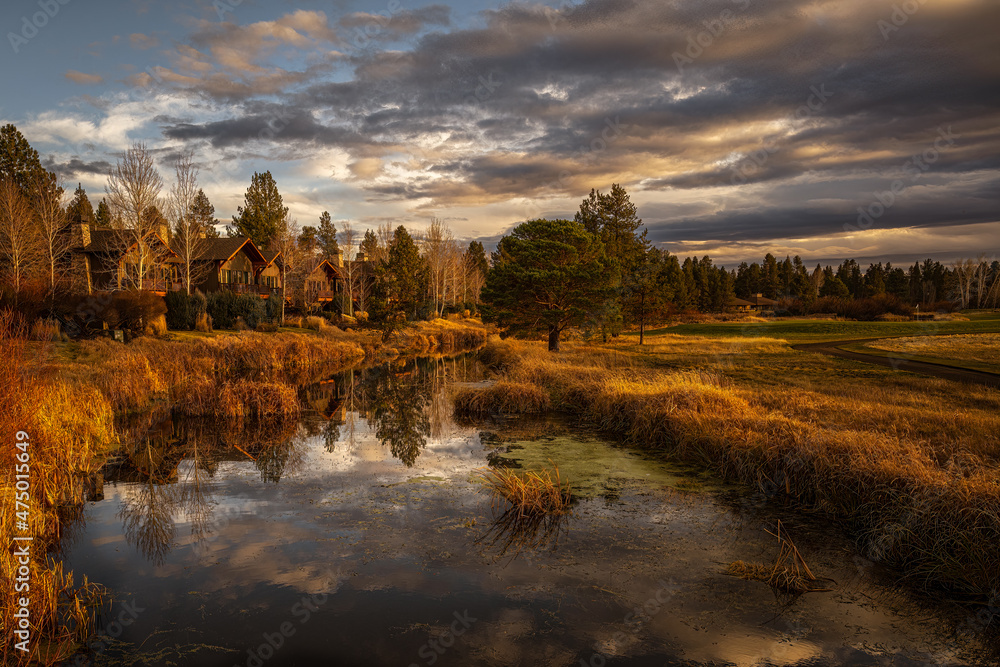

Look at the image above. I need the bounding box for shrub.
[264,294,283,323]
[256,322,279,333]
[164,291,208,330]
[302,316,323,331]
[206,291,266,330]
[282,316,304,328]
[355,311,369,323]
[31,318,60,341]
[66,291,168,336]
[195,312,213,332]
[145,314,168,336]
[808,294,913,321]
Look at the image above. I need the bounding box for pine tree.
[190,189,220,237]
[360,229,380,262]
[317,211,340,259]
[94,200,112,227]
[480,218,616,351]
[466,241,488,277]
[0,124,58,202]
[66,183,95,226]
[229,171,287,247]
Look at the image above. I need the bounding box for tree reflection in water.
[363,360,432,467]
[114,415,301,564]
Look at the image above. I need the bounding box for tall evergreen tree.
[317,211,340,259]
[66,183,95,226]
[370,226,428,325]
[94,199,112,227]
[0,124,58,201]
[229,171,287,247]
[466,240,488,277]
[190,189,220,237]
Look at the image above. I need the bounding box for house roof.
[729,297,754,307]
[260,248,282,267]
[81,228,178,260]
[198,236,267,264]
[308,259,344,280]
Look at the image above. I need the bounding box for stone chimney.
[355,251,366,263]
[332,249,343,267]
[75,222,91,248]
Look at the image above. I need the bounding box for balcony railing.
[306,290,338,303]
[221,284,282,297]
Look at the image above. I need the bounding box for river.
[60,353,996,666]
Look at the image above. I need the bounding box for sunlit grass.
[462,334,1000,597]
[865,333,1000,374]
[477,465,573,517]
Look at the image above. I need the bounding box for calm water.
[59,354,997,666]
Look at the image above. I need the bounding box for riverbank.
[455,335,1000,600]
[2,316,487,664]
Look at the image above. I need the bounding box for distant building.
[729,293,780,311]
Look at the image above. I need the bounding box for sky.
[1,0,997,266]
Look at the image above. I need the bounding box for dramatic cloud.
[6,0,998,262]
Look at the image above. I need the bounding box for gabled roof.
[198,236,267,263]
[308,259,344,280]
[81,228,178,259]
[260,248,282,268]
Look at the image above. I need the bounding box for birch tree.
[168,154,211,294]
[338,219,357,316]
[105,143,164,289]
[0,178,41,302]
[31,174,70,300]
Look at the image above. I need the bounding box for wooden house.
[189,237,280,298]
[303,258,345,307]
[72,224,181,294]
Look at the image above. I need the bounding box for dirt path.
[792,338,1000,388]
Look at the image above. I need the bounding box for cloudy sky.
[1,0,997,265]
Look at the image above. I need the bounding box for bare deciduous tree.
[105,143,165,289]
[271,214,301,322]
[31,175,70,301]
[0,178,41,302]
[338,219,357,316]
[463,248,486,307]
[168,154,211,294]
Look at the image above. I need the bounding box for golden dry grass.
[454,380,550,414]
[868,333,1000,370]
[1,313,112,664]
[477,465,572,517]
[462,336,1000,598]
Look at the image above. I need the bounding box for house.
[303,257,345,307]
[728,293,780,311]
[72,223,181,295]
[188,236,281,298]
[257,249,283,298]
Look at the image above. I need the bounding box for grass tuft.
[477,465,572,517]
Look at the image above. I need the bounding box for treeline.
[731,255,1000,310]
[0,124,489,334]
[478,185,1000,349]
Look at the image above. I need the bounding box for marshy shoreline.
[1,316,487,664]
[455,336,1000,605]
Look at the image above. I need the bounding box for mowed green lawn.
[634,311,1000,344]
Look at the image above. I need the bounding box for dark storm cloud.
[43,157,113,177]
[149,0,999,250]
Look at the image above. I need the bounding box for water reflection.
[477,507,570,562]
[109,354,485,563]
